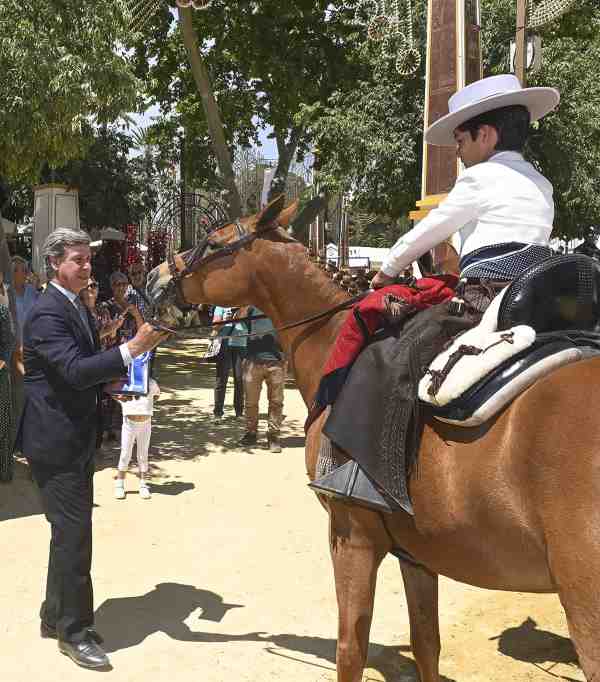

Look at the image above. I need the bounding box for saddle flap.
[419,325,536,407]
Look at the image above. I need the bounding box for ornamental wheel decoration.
[355,0,420,77]
[119,0,212,33]
[527,0,579,29]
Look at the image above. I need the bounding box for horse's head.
[147,194,298,323]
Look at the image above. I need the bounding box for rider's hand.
[371,270,396,290]
[127,323,169,358]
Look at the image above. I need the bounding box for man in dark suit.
[18,228,167,669]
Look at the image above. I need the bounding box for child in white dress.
[115,378,160,500]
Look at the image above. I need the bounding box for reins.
[207,292,368,339]
[153,293,367,338]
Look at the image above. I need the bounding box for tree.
[0,0,139,183]
[130,1,361,203]
[43,125,163,231]
[308,0,600,242]
[481,0,600,238]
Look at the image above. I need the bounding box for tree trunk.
[268,126,304,201]
[178,7,242,219]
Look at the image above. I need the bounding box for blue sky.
[129,106,279,158]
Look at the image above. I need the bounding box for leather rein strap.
[163,218,367,336]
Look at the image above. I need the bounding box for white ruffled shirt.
[121,379,161,416]
[381,151,555,276]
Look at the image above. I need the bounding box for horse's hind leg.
[400,561,441,682]
[548,538,600,679]
[329,501,391,682]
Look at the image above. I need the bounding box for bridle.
[160,216,367,336]
[165,218,279,308]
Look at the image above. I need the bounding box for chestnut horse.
[148,196,600,682]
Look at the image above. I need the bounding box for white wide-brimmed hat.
[425,74,560,147]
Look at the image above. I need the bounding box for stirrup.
[309,460,402,514]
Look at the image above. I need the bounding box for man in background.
[238,306,285,452]
[211,306,245,421]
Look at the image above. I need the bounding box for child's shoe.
[139,482,152,500]
[114,479,126,500]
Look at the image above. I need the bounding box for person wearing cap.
[371,74,560,288]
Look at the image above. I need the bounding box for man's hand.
[127,323,169,358]
[371,270,396,290]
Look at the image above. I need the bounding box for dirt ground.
[0,334,584,682]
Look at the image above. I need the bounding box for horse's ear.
[277,200,299,228]
[257,194,286,227]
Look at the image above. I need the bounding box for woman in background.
[79,278,126,451]
[0,270,16,482]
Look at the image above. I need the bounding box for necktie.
[74,298,94,344]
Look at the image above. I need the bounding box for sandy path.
[0,334,583,681]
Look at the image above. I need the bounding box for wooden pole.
[515,0,528,87]
[178,6,242,219]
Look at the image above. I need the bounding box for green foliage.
[305,0,428,224]
[511,2,600,238]
[0,1,139,183]
[129,1,361,190]
[309,0,600,242]
[43,126,168,230]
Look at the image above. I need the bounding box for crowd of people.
[0,241,288,485]
[1,227,288,670]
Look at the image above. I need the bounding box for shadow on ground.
[94,582,455,681]
[0,459,43,522]
[491,617,580,681]
[98,336,307,465]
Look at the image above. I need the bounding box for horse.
[147,195,600,682]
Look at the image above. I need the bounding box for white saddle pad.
[419,325,536,407]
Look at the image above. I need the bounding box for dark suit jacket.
[18,284,127,468]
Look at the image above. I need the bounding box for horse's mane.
[269,229,351,303]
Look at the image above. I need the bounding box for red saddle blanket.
[309,275,457,429]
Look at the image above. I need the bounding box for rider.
[314,74,561,511]
[372,73,559,289]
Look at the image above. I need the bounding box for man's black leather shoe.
[58,637,110,669]
[41,622,104,644]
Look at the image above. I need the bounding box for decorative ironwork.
[527,0,579,29]
[233,148,313,215]
[150,190,229,254]
[118,0,161,32]
[119,0,212,32]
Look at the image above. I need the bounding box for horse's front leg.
[328,500,391,682]
[400,561,441,682]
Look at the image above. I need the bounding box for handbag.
[199,336,223,363]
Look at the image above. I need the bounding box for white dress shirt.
[50,281,133,366]
[381,151,555,276]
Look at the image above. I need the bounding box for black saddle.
[498,254,600,333]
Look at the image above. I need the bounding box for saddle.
[498,253,600,332]
[312,255,600,516]
[423,254,600,427]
